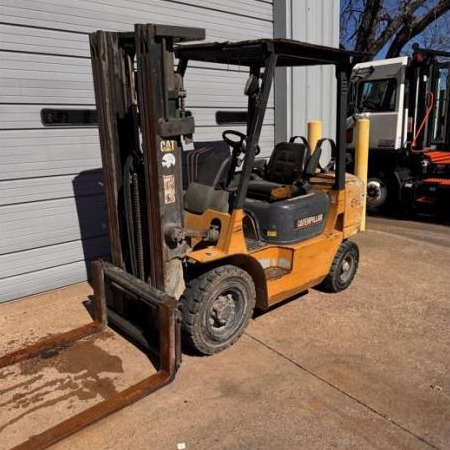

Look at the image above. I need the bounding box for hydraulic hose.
[411,91,434,153]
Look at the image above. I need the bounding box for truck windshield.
[357,78,397,112]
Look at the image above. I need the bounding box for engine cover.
[244,191,329,244]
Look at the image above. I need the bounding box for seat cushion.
[246,179,306,202]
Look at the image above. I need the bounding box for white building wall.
[274,0,340,143]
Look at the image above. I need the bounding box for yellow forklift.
[1,24,366,450]
[89,24,365,356]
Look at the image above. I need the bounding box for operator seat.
[244,138,329,245]
[246,136,322,201]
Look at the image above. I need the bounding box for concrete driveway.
[1,216,449,450]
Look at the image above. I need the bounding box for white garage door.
[0,0,274,302]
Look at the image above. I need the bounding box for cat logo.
[160,140,176,152]
[296,214,324,229]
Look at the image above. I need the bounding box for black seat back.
[265,141,310,184]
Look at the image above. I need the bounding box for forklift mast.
[90,24,204,298]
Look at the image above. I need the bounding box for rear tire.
[367,176,388,213]
[320,240,359,293]
[180,265,256,355]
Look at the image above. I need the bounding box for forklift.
[0,24,365,450]
[0,24,366,450]
[89,24,365,357]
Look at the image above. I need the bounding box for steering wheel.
[222,130,246,149]
[222,130,260,155]
[361,99,378,110]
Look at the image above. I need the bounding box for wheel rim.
[367,179,386,207]
[339,254,355,283]
[204,287,246,341]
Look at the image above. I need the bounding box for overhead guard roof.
[176,38,351,67]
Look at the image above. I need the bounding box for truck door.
[353,58,408,150]
[429,63,449,148]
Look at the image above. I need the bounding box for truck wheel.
[367,176,388,213]
[180,265,256,355]
[319,240,359,293]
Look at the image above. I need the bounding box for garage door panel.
[0,25,268,61]
[191,108,274,128]
[0,160,101,180]
[0,1,272,40]
[2,128,100,148]
[0,53,93,76]
[0,171,103,206]
[0,124,274,179]
[1,54,273,107]
[0,53,94,104]
[0,236,109,279]
[0,24,91,58]
[181,0,272,21]
[186,69,274,107]
[0,195,107,255]
[0,261,92,303]
[0,25,260,75]
[1,129,101,180]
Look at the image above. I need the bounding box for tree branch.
[375,0,427,52]
[355,0,383,52]
[386,0,450,57]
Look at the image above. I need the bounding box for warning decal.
[163,175,176,204]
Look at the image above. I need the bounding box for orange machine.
[0,26,366,450]
[90,27,365,356]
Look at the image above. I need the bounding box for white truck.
[347,45,450,216]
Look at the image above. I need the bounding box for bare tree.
[340,0,450,60]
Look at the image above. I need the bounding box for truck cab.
[348,56,408,151]
[347,46,450,215]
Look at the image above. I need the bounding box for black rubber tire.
[320,240,359,293]
[180,265,256,355]
[366,176,389,213]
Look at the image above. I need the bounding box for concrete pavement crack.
[245,332,441,450]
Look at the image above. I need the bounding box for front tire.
[319,240,359,293]
[180,265,256,355]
